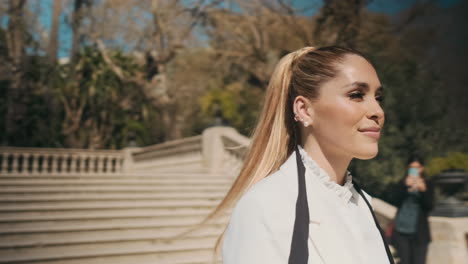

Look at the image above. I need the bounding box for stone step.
[0,235,220,264]
[4,248,222,264]
[0,224,225,248]
[0,185,229,193]
[0,172,228,179]
[0,207,216,222]
[0,192,226,202]
[0,178,234,186]
[0,199,221,212]
[0,215,228,234]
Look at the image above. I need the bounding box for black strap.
[353,181,396,264]
[288,147,395,264]
[288,147,309,264]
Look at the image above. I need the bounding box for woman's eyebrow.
[343,81,383,92]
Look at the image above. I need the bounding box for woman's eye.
[349,92,365,99]
[376,95,384,103]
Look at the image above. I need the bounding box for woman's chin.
[354,146,379,160]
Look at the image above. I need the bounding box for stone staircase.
[0,170,233,264]
[1,126,466,264]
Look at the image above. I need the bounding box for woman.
[393,156,434,264]
[212,46,394,263]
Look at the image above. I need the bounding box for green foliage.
[426,152,468,176]
[50,47,161,149]
[200,81,262,135]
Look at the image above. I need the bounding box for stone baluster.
[1,152,8,174]
[96,156,103,174]
[59,154,68,174]
[76,154,82,174]
[76,154,83,173]
[83,155,90,174]
[80,154,88,174]
[31,153,40,174]
[119,156,124,172]
[11,153,19,174]
[109,156,117,173]
[50,154,59,175]
[103,156,111,173]
[20,153,30,174]
[89,155,96,173]
[111,156,117,173]
[42,154,51,174]
[69,154,76,174]
[114,156,122,173]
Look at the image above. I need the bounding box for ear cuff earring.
[294,113,311,127]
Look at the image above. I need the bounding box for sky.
[31,0,462,58]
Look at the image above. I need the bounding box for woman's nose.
[367,99,384,123]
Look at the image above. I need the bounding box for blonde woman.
[212,46,394,264]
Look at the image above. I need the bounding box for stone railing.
[132,135,202,162]
[202,126,250,175]
[125,135,204,172]
[0,147,124,175]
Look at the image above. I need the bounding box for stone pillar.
[427,216,468,264]
[202,126,232,175]
[121,148,139,173]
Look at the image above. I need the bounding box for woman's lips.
[360,131,381,139]
[358,127,381,139]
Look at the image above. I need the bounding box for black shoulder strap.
[288,147,395,264]
[288,147,309,264]
[353,181,395,264]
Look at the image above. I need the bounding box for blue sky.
[31,0,460,58]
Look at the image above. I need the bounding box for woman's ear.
[293,96,314,127]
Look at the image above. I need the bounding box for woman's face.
[408,161,425,175]
[308,54,384,160]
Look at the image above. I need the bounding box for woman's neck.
[301,140,351,186]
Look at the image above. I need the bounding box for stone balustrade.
[132,135,202,162]
[1,127,466,264]
[127,135,203,172]
[0,147,124,175]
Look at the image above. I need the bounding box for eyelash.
[349,92,384,102]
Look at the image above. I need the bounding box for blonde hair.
[187,46,369,259]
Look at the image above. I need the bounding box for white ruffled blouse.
[222,148,390,264]
[298,145,390,264]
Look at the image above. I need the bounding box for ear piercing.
[294,113,310,127]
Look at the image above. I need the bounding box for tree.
[206,0,312,88]
[53,47,158,149]
[313,0,367,47]
[3,0,27,145]
[47,0,61,64]
[89,0,222,140]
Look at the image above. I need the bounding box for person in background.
[393,155,435,264]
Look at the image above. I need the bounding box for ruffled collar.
[298,146,354,203]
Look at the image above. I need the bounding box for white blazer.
[222,150,390,264]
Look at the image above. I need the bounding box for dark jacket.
[393,177,435,244]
